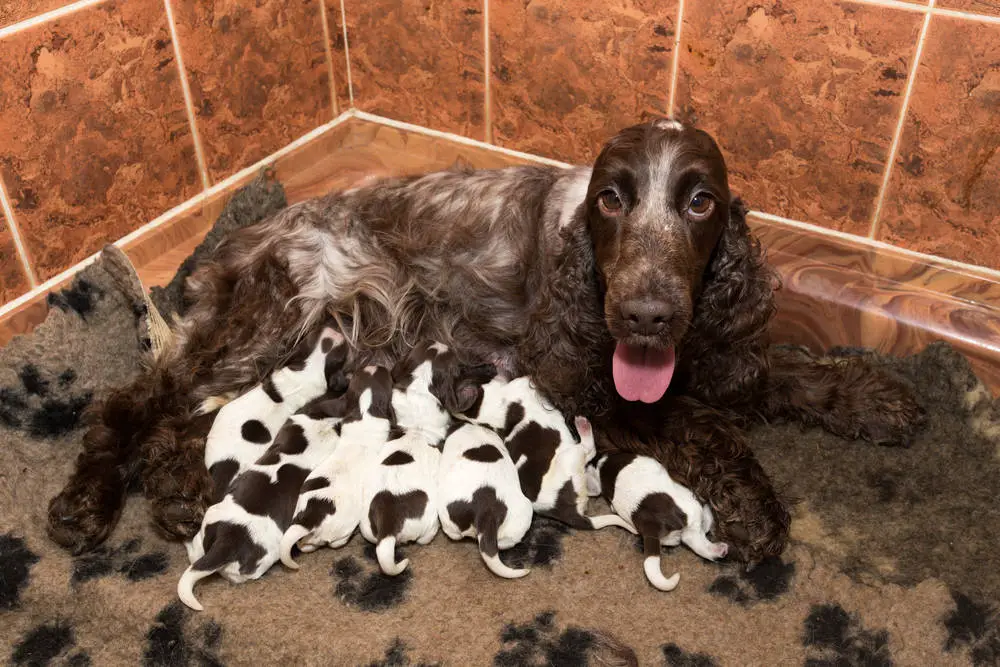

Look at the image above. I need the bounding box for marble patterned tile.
[172,0,334,182]
[0,0,202,281]
[935,0,1000,15]
[0,0,67,30]
[675,0,922,234]
[491,0,676,163]
[0,215,31,305]
[339,0,485,139]
[877,17,1000,268]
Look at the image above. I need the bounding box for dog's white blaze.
[557,168,593,230]
[654,119,684,132]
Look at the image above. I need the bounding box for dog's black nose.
[621,299,672,335]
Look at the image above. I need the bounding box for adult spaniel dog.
[48,118,923,563]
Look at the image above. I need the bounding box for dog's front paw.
[47,472,126,555]
[713,494,790,567]
[151,496,206,541]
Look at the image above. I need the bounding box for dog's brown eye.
[598,190,624,216]
[687,194,715,218]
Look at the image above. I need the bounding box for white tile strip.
[339,0,355,104]
[483,0,493,143]
[0,177,38,287]
[350,110,573,168]
[845,0,1000,24]
[0,110,354,319]
[0,0,106,40]
[162,0,211,190]
[667,0,686,117]
[869,0,936,238]
[318,0,341,117]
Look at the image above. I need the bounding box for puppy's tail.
[279,524,311,570]
[642,535,679,592]
[477,510,528,579]
[376,536,409,576]
[588,513,637,533]
[177,563,220,612]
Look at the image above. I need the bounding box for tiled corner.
[0,0,67,30]
[172,0,334,182]
[0,0,202,281]
[675,0,921,235]
[0,214,30,304]
[877,17,1000,269]
[936,0,1000,15]
[491,0,677,163]
[0,218,30,305]
[339,0,485,140]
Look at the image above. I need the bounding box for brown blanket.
[2,177,998,666]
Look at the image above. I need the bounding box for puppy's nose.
[620,299,673,335]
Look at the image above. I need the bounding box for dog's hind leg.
[48,231,318,551]
[760,345,925,447]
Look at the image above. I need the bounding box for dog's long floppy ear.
[677,198,778,407]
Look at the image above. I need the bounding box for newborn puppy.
[279,365,399,568]
[359,342,496,575]
[201,327,349,501]
[177,369,385,611]
[586,453,728,592]
[438,422,533,578]
[458,376,631,532]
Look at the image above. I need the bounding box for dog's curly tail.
[642,535,679,592]
[476,510,528,579]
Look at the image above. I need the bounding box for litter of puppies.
[177,337,729,610]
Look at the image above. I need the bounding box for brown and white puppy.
[177,367,392,610]
[586,453,728,591]
[359,342,496,575]
[456,376,632,533]
[438,422,533,578]
[200,327,348,505]
[278,366,397,567]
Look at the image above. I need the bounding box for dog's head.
[585,118,731,404]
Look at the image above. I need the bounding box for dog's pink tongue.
[612,344,676,403]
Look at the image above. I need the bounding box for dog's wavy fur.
[47,120,924,561]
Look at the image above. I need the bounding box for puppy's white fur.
[438,423,533,578]
[278,388,392,567]
[586,454,728,592]
[178,392,346,611]
[359,350,451,575]
[199,328,342,507]
[465,377,632,531]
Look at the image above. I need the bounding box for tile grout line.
[483,0,493,144]
[339,0,355,104]
[0,176,39,287]
[352,110,572,167]
[868,0,935,239]
[318,0,340,117]
[0,110,355,319]
[163,0,211,191]
[666,0,685,117]
[0,0,106,40]
[845,0,1000,24]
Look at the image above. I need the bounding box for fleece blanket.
[2,174,999,667]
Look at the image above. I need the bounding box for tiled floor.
[3,116,999,394]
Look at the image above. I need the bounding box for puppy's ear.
[446,363,497,415]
